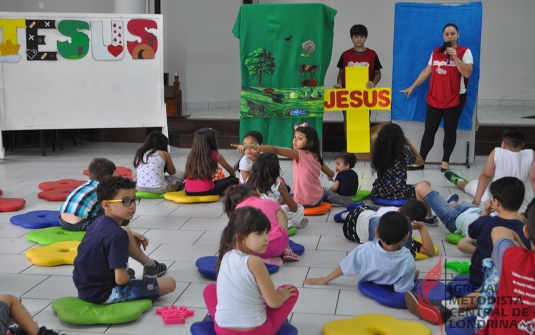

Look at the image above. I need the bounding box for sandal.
[282,247,299,261]
[262,257,283,267]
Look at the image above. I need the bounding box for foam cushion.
[322,314,432,335]
[136,191,165,199]
[26,226,86,246]
[304,202,332,216]
[196,256,279,279]
[413,236,440,261]
[288,226,297,236]
[351,189,371,202]
[445,261,470,274]
[52,296,152,325]
[446,232,464,245]
[10,210,60,229]
[26,241,80,266]
[0,198,26,212]
[164,190,219,204]
[445,316,476,335]
[38,179,85,191]
[358,279,451,309]
[191,315,297,335]
[447,274,481,297]
[371,197,408,206]
[38,187,75,201]
[84,166,133,180]
[288,240,305,255]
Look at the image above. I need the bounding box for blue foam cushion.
[288,240,305,255]
[445,316,476,335]
[196,256,279,279]
[447,274,481,297]
[10,210,60,229]
[371,197,408,206]
[191,315,297,335]
[359,279,451,309]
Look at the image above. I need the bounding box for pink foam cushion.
[38,188,75,201]
[0,198,26,212]
[83,166,132,180]
[38,179,86,191]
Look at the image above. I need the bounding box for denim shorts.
[0,301,10,335]
[103,279,160,304]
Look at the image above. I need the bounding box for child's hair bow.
[294,122,308,130]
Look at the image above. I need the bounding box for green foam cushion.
[52,297,152,325]
[351,190,371,202]
[26,226,86,246]
[445,232,463,245]
[136,191,165,199]
[288,226,297,236]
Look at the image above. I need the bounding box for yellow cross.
[324,66,391,153]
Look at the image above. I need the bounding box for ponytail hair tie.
[294,122,308,130]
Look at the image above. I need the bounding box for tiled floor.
[0,135,533,334]
[186,104,535,126]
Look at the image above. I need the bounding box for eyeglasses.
[106,198,141,207]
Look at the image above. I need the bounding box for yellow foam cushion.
[413,236,440,261]
[164,190,219,204]
[304,202,332,216]
[322,314,431,335]
[26,241,80,266]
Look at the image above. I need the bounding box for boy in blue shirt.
[303,211,417,293]
[73,176,176,304]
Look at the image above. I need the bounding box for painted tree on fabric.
[245,48,276,85]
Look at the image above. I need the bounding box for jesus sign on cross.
[323,66,392,153]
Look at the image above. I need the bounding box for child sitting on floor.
[59,158,116,231]
[1,294,60,335]
[134,131,183,194]
[444,128,535,206]
[370,124,436,225]
[234,130,263,184]
[233,124,335,208]
[184,128,238,196]
[337,199,435,258]
[323,153,359,207]
[304,211,417,293]
[73,176,175,304]
[224,184,298,266]
[247,152,308,229]
[203,207,298,335]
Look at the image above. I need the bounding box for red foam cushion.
[0,198,26,212]
[38,179,86,191]
[38,188,75,201]
[83,166,132,180]
[304,202,332,216]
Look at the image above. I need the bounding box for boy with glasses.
[73,176,175,304]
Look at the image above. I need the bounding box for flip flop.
[282,248,299,261]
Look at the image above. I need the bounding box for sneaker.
[296,218,309,229]
[405,291,451,324]
[446,194,459,204]
[127,268,136,280]
[262,256,283,267]
[444,170,469,187]
[423,216,439,227]
[143,260,167,279]
[37,326,64,335]
[334,210,349,223]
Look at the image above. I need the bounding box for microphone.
[444,41,452,63]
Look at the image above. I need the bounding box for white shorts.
[464,180,490,203]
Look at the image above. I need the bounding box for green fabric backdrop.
[233,4,336,147]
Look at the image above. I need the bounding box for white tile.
[292,287,339,314]
[23,276,78,299]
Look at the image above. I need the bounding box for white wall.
[1,0,534,104]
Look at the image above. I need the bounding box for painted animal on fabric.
[262,88,275,94]
[299,64,319,76]
[246,100,265,116]
[301,79,318,87]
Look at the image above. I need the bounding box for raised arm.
[400,65,432,97]
[218,153,236,177]
[473,150,496,206]
[232,144,300,161]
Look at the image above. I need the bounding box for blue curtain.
[392,2,482,130]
